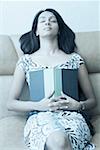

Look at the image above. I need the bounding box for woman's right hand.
[37,91,55,111]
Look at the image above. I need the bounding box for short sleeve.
[77,54,84,66]
[16,55,29,73]
[73,53,85,68]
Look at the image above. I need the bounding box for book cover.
[29,68,79,101]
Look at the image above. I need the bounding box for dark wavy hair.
[19,8,77,54]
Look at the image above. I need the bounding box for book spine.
[44,68,54,98]
[54,68,62,97]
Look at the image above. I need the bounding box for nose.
[45,19,50,25]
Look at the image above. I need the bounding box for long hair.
[19,8,77,54]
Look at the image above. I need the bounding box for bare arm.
[78,63,97,110]
[49,63,97,112]
[7,66,51,112]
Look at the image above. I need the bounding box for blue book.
[29,68,79,101]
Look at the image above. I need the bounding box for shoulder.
[58,52,85,69]
[16,54,30,65]
[18,54,29,61]
[71,52,85,67]
[71,52,84,60]
[62,51,84,61]
[16,54,30,73]
[66,52,85,69]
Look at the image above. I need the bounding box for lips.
[44,27,52,30]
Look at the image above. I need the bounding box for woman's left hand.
[49,92,81,111]
[61,92,81,111]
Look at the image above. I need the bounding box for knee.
[46,131,68,149]
[52,132,66,146]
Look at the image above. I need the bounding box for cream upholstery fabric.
[0,116,27,150]
[0,32,100,150]
[76,31,100,73]
[0,35,18,75]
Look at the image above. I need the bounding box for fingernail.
[65,106,68,108]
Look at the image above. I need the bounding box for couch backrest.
[0,35,29,119]
[76,31,100,116]
[0,31,100,119]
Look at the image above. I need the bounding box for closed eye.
[38,16,57,23]
[39,19,57,23]
[50,19,57,23]
[39,20,45,23]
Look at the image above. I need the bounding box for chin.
[41,32,57,38]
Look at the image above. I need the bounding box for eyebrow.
[39,16,56,20]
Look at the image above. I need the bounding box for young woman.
[7,8,96,150]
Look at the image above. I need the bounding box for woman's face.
[36,11,59,38]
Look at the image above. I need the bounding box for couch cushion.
[0,116,27,150]
[92,133,100,150]
[0,75,30,119]
[92,115,100,133]
[89,73,100,115]
[91,115,100,150]
[76,31,100,73]
[10,35,24,58]
[0,35,18,75]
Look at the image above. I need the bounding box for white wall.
[0,0,100,35]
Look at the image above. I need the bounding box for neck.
[39,36,59,56]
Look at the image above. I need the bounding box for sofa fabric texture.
[0,31,100,150]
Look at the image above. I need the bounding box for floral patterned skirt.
[24,111,95,150]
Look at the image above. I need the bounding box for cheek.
[53,25,59,33]
[37,25,44,34]
[54,23,59,30]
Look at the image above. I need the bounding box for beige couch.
[0,31,100,150]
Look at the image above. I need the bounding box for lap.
[45,130,71,150]
[24,111,94,150]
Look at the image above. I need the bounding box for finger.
[49,107,59,112]
[48,102,57,107]
[49,101,62,109]
[56,95,65,100]
[50,97,61,102]
[59,96,67,100]
[59,100,69,104]
[49,98,57,102]
[59,105,69,110]
[49,100,69,109]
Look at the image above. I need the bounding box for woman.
[7,8,96,150]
